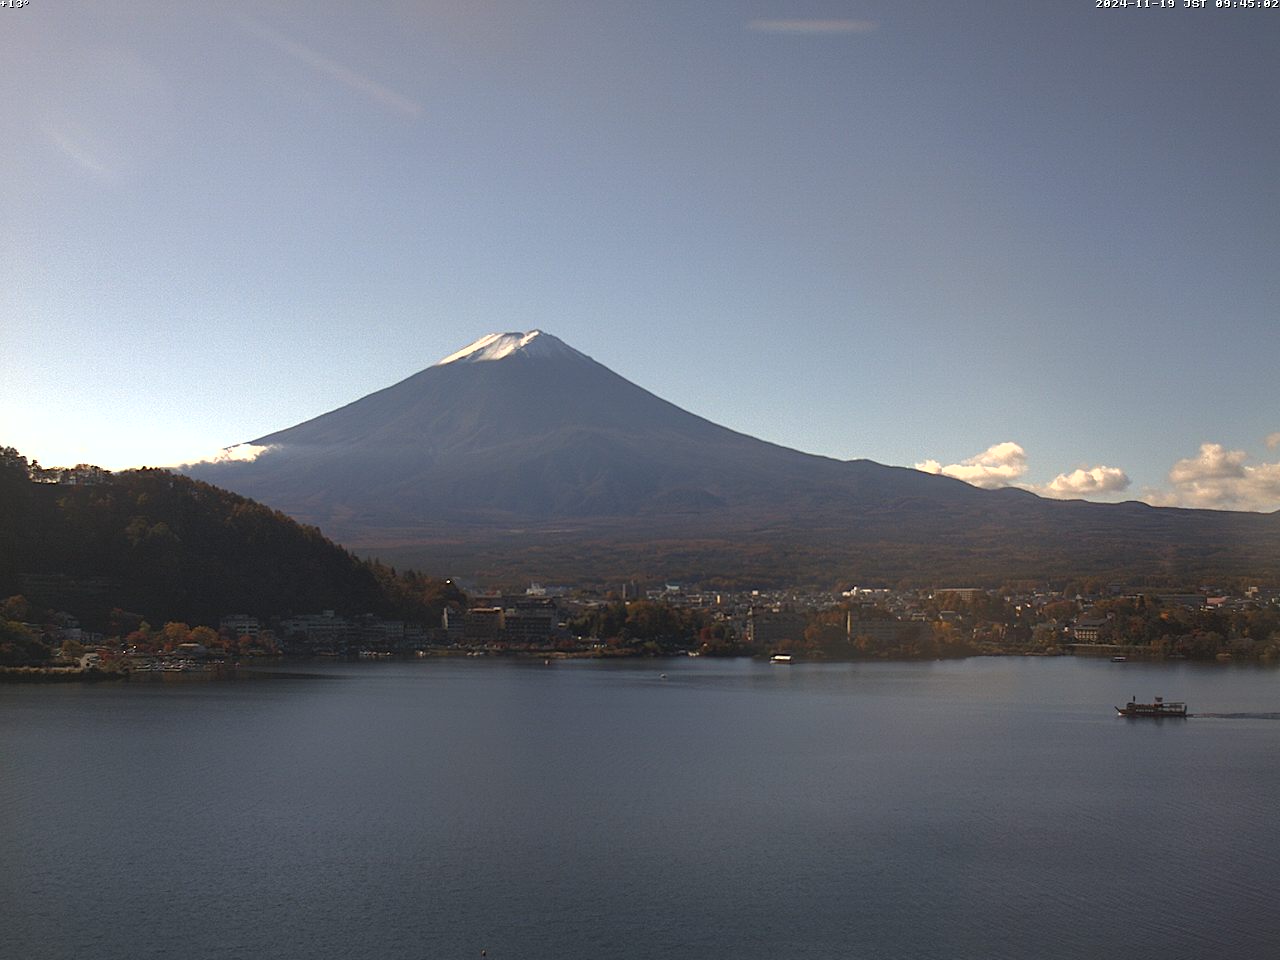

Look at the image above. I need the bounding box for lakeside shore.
[6,643,1269,684]
[0,663,328,683]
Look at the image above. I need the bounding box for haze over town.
[3,2,1277,510]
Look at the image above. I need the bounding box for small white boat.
[770,654,793,664]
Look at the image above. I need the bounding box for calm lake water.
[3,656,1278,960]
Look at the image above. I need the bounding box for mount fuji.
[185,331,1279,585]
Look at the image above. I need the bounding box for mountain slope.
[186,331,1280,585]
[201,331,977,525]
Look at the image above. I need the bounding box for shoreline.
[0,663,333,684]
[5,646,1272,683]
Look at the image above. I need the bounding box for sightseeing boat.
[1116,696,1187,718]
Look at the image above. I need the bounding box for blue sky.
[3,1,1278,510]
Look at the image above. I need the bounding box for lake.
[3,656,1278,959]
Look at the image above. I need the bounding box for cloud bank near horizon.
[1043,465,1131,498]
[915,441,1029,490]
[179,443,279,469]
[1144,443,1280,512]
[916,436,1280,512]
[913,441,1129,498]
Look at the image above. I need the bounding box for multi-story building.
[747,608,807,648]
[220,615,261,639]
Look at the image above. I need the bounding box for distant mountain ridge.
[186,331,1280,585]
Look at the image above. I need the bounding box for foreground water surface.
[3,656,1278,960]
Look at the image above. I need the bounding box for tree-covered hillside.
[0,447,462,632]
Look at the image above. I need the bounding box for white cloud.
[746,19,879,34]
[915,441,1027,489]
[180,443,279,468]
[1267,432,1280,449]
[1168,442,1246,484]
[1040,465,1130,499]
[237,16,422,117]
[1144,442,1280,512]
[915,459,943,475]
[916,442,1131,501]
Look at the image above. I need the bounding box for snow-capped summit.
[433,330,585,366]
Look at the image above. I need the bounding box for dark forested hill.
[0,447,462,631]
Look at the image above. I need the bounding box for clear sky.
[3,1,1277,511]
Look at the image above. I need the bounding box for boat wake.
[1189,712,1280,720]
